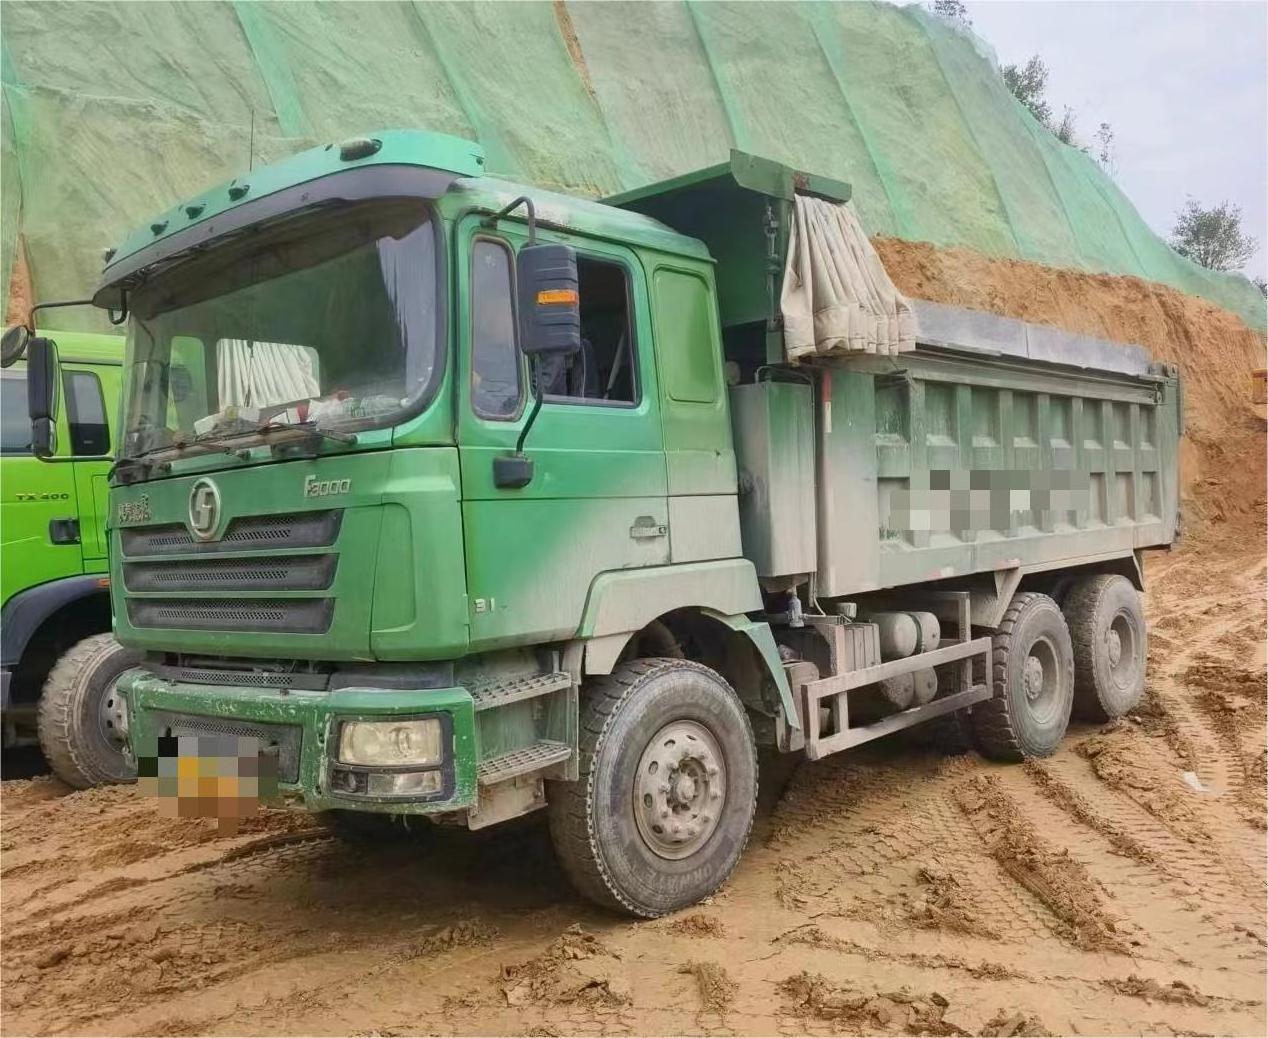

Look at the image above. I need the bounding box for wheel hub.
[1106,628,1123,668]
[1023,656,1046,700]
[98,679,128,750]
[634,720,725,860]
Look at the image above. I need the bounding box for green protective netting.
[2,0,1263,332]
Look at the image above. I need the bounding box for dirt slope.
[2,257,1264,1037]
[876,237,1267,536]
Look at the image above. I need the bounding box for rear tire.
[1063,574,1147,721]
[548,658,757,918]
[971,592,1074,761]
[37,633,143,789]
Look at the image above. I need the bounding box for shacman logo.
[188,478,221,540]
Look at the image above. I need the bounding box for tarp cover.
[782,196,916,358]
[2,1,1263,333]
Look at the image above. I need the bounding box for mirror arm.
[108,293,129,325]
[28,298,95,328]
[483,196,537,245]
[515,359,545,454]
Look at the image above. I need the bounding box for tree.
[1253,275,1266,298]
[1094,122,1116,173]
[1002,55,1052,126]
[930,0,971,26]
[1169,200,1258,272]
[1053,106,1079,147]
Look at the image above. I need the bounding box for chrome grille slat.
[123,554,337,593]
[121,510,343,557]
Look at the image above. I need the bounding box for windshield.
[121,199,439,460]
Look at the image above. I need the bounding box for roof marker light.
[339,137,382,161]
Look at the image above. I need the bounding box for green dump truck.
[15,131,1180,916]
[1,329,141,787]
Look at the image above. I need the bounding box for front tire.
[548,658,757,918]
[37,633,143,789]
[971,592,1074,761]
[1063,574,1147,721]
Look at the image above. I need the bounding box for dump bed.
[613,152,1182,597]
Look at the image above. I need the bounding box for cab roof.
[443,176,709,262]
[102,129,487,274]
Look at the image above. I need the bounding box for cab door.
[456,218,669,650]
[60,363,115,562]
[0,366,81,607]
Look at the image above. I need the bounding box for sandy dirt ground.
[2,256,1264,1037]
[2,526,1264,1037]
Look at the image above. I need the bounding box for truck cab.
[1,330,140,785]
[20,129,1176,916]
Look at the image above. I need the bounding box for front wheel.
[37,633,143,789]
[548,658,757,918]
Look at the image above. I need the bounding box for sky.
[962,0,1268,281]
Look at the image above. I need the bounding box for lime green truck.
[1,330,141,786]
[15,131,1179,915]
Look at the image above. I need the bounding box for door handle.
[49,518,80,545]
[629,515,667,540]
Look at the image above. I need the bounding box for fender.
[0,574,110,708]
[576,559,798,730]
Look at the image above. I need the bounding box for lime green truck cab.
[21,130,1180,915]
[1,331,142,785]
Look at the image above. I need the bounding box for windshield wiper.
[113,435,253,481]
[261,420,358,454]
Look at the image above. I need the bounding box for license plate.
[139,733,280,832]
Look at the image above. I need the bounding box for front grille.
[123,555,337,593]
[128,598,334,634]
[149,659,331,691]
[121,510,343,557]
[150,710,302,783]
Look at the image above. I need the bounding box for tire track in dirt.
[2,543,1264,1037]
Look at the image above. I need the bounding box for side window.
[1,371,30,454]
[541,255,637,405]
[654,268,719,404]
[470,239,522,419]
[63,370,110,456]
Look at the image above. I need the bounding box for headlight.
[338,719,443,766]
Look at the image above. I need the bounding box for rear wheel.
[1063,574,1147,721]
[37,634,143,789]
[548,658,757,918]
[972,592,1074,761]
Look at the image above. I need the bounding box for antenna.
[248,107,256,172]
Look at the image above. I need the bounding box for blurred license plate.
[138,733,280,831]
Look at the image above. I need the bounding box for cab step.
[478,739,571,786]
[469,671,572,712]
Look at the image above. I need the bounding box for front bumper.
[122,669,478,814]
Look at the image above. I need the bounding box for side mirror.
[1,324,31,368]
[517,243,581,357]
[27,337,59,459]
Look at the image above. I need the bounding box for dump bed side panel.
[811,350,1181,597]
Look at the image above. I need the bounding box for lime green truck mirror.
[1,325,30,368]
[26,337,60,459]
